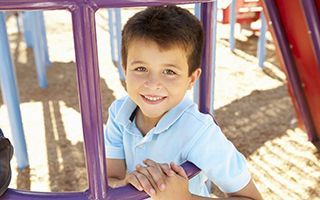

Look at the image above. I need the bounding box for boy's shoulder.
[109,95,129,110]
[108,95,136,119]
[179,103,217,128]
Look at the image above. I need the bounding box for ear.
[188,68,201,90]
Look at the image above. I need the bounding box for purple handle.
[0,162,199,200]
[106,161,201,200]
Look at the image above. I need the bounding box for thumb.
[170,162,188,179]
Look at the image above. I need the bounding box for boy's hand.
[125,159,175,196]
[150,162,192,200]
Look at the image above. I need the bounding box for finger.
[170,162,188,179]
[135,171,156,195]
[144,159,174,177]
[159,163,175,176]
[143,159,157,167]
[136,165,157,194]
[136,165,158,188]
[127,172,143,191]
[142,160,169,190]
[146,165,166,191]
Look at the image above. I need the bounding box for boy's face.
[123,39,201,123]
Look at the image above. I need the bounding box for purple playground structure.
[0,0,215,199]
[1,0,320,199]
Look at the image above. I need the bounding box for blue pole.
[115,8,125,80]
[193,3,201,105]
[257,12,267,68]
[195,3,201,19]
[108,9,116,62]
[229,0,236,51]
[39,11,51,67]
[31,11,48,88]
[0,12,29,169]
[22,12,33,48]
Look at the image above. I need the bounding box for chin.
[141,109,165,118]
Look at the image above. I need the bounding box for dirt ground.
[1,7,320,200]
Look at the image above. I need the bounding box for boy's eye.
[134,66,147,72]
[163,69,176,75]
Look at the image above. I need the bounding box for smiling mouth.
[141,95,166,104]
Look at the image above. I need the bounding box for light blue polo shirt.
[104,95,251,196]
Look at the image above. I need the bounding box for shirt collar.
[115,96,138,127]
[115,95,194,134]
[153,95,193,134]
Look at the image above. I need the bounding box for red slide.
[222,0,262,26]
[263,0,320,149]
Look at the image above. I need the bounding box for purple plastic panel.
[0,0,214,199]
[263,0,318,142]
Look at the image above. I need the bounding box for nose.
[144,73,161,90]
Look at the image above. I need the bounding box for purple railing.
[0,0,214,199]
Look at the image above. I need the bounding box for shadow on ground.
[215,85,296,156]
[221,34,279,68]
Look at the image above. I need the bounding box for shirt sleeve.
[186,123,251,193]
[104,101,125,159]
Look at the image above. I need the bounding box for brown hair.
[121,5,204,76]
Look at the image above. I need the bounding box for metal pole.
[199,2,214,114]
[71,5,108,199]
[0,12,29,169]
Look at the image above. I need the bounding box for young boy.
[105,5,262,200]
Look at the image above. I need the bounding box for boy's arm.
[107,158,127,188]
[150,163,263,200]
[223,179,262,200]
[191,179,262,200]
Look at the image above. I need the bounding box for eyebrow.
[163,64,180,69]
[130,60,182,70]
[129,60,147,66]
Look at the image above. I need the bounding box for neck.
[136,108,161,136]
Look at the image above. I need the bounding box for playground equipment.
[0,0,215,199]
[0,12,29,169]
[194,3,217,112]
[0,10,50,169]
[107,8,125,80]
[224,0,267,68]
[22,11,51,88]
[262,0,320,149]
[0,0,319,198]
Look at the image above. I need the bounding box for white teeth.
[144,95,163,101]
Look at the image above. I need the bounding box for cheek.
[125,74,145,88]
[162,78,189,90]
[126,73,139,81]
